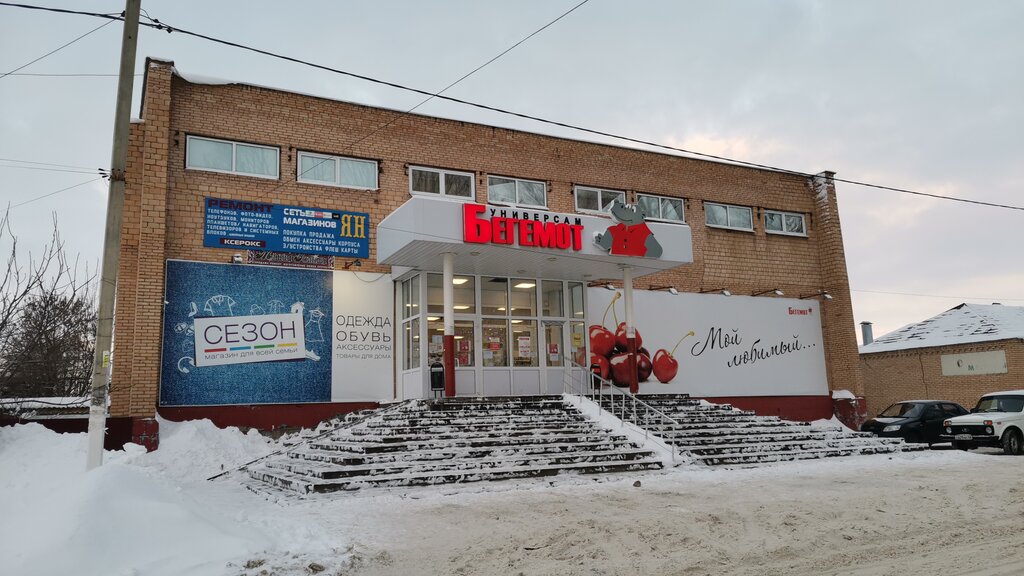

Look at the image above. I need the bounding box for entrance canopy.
[377,197,693,280]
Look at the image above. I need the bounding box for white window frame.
[296,151,379,190]
[764,209,807,237]
[185,135,279,180]
[636,193,685,223]
[409,165,475,201]
[704,202,753,232]
[486,175,548,209]
[574,185,625,216]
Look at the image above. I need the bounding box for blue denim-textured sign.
[203,197,369,258]
[160,260,333,406]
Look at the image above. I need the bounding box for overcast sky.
[1,0,1022,342]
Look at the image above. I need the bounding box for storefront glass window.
[510,279,537,317]
[569,282,584,319]
[404,317,420,370]
[401,276,420,320]
[510,320,539,367]
[482,318,508,367]
[481,277,508,315]
[542,280,563,317]
[454,320,474,367]
[544,322,564,367]
[569,321,586,367]
[454,276,475,313]
[427,316,445,365]
[426,274,443,314]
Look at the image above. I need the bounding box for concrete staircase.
[247,396,663,494]
[596,394,918,466]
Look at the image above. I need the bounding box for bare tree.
[0,209,95,401]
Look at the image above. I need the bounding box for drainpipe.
[442,253,456,397]
[623,266,638,394]
[860,321,874,345]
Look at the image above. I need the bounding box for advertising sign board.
[160,260,392,406]
[587,289,828,397]
[203,197,370,258]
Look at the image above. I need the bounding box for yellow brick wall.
[861,340,1024,416]
[111,59,865,417]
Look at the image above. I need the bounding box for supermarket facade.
[109,58,865,448]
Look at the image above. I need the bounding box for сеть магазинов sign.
[203,197,369,258]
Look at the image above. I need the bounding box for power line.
[0,157,98,170]
[340,0,591,153]
[7,177,105,209]
[0,17,116,80]
[0,164,107,176]
[852,288,1024,302]
[2,72,140,77]
[2,2,1022,213]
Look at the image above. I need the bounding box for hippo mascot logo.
[593,200,663,258]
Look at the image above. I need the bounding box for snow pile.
[0,422,348,576]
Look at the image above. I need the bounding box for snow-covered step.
[293,439,642,465]
[695,444,901,466]
[309,431,633,454]
[344,423,604,440]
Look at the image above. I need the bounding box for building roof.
[860,303,1024,354]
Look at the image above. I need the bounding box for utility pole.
[86,0,141,470]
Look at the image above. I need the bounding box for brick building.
[108,58,865,448]
[860,303,1024,416]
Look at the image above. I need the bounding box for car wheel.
[952,440,970,451]
[904,432,923,444]
[1002,429,1024,456]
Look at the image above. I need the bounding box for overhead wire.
[851,288,1024,301]
[0,17,116,80]
[0,2,1020,213]
[7,177,105,209]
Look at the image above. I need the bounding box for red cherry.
[588,353,610,380]
[589,325,615,357]
[652,349,678,384]
[608,353,632,387]
[614,322,643,350]
[637,351,653,382]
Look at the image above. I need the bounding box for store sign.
[463,203,585,251]
[247,251,335,270]
[203,197,370,258]
[940,350,1007,376]
[594,200,662,258]
[160,260,393,406]
[193,312,305,367]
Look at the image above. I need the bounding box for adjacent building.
[859,303,1024,416]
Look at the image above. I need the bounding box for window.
[186,135,278,179]
[574,186,624,214]
[400,276,421,370]
[297,151,378,189]
[487,176,546,208]
[637,193,684,223]
[705,202,753,231]
[764,209,806,236]
[410,166,474,199]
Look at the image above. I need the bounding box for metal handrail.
[561,361,685,465]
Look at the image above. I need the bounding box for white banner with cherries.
[586,289,829,397]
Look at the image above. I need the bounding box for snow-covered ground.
[2,419,1022,576]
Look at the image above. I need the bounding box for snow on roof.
[860,303,1024,354]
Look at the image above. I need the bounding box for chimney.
[860,321,874,345]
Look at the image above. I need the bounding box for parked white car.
[941,390,1024,455]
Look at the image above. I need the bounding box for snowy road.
[4,421,1022,576]
[319,448,1023,576]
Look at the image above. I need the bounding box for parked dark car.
[861,400,969,445]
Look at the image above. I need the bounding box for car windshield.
[878,403,922,418]
[974,395,1024,413]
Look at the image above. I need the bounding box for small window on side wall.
[410,166,474,199]
[186,135,279,179]
[764,210,806,236]
[574,186,624,214]
[637,193,684,223]
[297,152,378,190]
[704,202,753,231]
[487,176,547,208]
